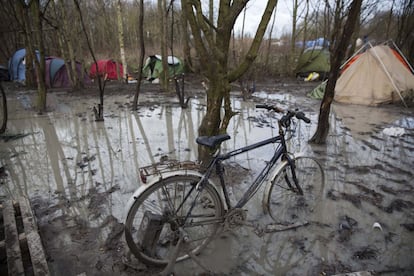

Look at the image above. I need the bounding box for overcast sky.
[146,0,293,38]
[233,0,292,38]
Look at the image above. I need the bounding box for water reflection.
[0,91,413,275]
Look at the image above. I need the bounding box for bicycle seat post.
[214,158,232,209]
[278,120,285,136]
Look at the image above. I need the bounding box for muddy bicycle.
[124,104,325,268]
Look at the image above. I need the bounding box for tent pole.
[389,40,414,74]
[340,42,369,70]
[370,44,408,108]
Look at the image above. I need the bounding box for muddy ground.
[0,77,413,276]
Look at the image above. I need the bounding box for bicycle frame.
[198,127,297,211]
[124,105,315,267]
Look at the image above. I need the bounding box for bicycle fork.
[283,155,304,195]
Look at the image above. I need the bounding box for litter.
[372,222,383,231]
[382,127,405,137]
[305,72,320,81]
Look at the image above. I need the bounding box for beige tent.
[335,44,414,106]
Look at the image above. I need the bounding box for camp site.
[0,1,413,275]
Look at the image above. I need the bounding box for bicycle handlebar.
[295,111,311,123]
[256,104,311,124]
[255,104,285,113]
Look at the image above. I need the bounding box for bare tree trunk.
[347,9,361,59]
[209,0,214,31]
[181,7,192,72]
[158,0,169,91]
[62,0,80,89]
[310,0,363,144]
[132,0,145,110]
[117,0,127,80]
[207,0,215,43]
[290,0,298,74]
[0,82,7,134]
[16,1,36,88]
[385,0,395,38]
[301,0,310,53]
[265,7,277,68]
[396,0,414,64]
[182,0,277,161]
[241,5,246,45]
[30,0,47,114]
[74,0,104,121]
[53,0,79,89]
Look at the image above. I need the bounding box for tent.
[8,49,89,87]
[143,55,184,81]
[335,44,414,106]
[296,37,330,48]
[308,80,327,99]
[45,57,90,88]
[89,59,123,80]
[295,47,330,79]
[8,48,40,81]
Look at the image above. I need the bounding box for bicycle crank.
[224,208,247,229]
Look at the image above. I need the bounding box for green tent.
[143,55,184,82]
[295,47,330,79]
[308,80,327,99]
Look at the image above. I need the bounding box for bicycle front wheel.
[264,156,325,224]
[125,175,224,267]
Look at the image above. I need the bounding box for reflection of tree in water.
[200,222,326,275]
[177,103,197,160]
[314,108,414,274]
[1,91,413,274]
[132,111,156,164]
[131,102,202,163]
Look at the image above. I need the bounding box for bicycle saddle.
[196,134,231,148]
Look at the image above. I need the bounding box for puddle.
[0,87,413,275]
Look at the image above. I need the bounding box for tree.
[0,82,7,134]
[291,0,299,57]
[14,1,36,88]
[117,0,127,80]
[265,6,278,69]
[16,0,48,113]
[54,0,82,89]
[31,0,48,113]
[0,2,20,64]
[132,0,145,110]
[182,0,278,160]
[74,0,104,121]
[310,0,363,144]
[393,0,413,64]
[181,5,193,72]
[158,0,169,91]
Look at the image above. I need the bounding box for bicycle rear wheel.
[125,175,224,266]
[264,156,325,224]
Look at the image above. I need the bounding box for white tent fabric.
[334,45,414,106]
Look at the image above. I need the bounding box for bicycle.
[124,104,325,268]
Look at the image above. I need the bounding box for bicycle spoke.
[266,157,324,224]
[125,175,223,266]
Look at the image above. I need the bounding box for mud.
[0,78,413,275]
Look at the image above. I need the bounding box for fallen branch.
[265,221,310,233]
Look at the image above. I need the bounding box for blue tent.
[296,37,330,48]
[8,48,40,81]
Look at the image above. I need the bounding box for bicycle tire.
[125,174,224,266]
[264,156,325,224]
